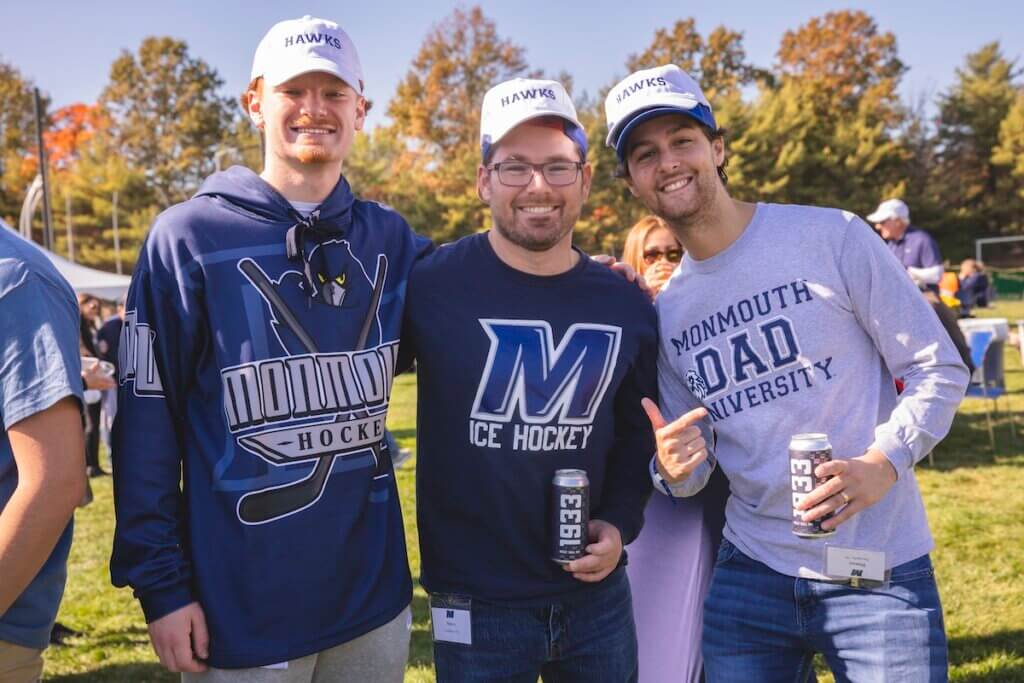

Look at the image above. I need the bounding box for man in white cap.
[605,64,968,682]
[400,77,662,681]
[867,197,943,290]
[111,16,429,681]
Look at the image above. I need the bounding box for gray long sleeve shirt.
[654,203,969,578]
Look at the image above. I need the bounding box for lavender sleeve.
[838,216,969,474]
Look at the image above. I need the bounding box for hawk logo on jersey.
[312,264,349,306]
[263,239,381,352]
[468,320,621,452]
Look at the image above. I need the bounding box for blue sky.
[1,0,1021,127]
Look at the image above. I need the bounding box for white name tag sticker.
[431,605,472,645]
[825,545,886,583]
[261,661,289,670]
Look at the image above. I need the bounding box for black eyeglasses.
[487,161,583,187]
[643,247,683,265]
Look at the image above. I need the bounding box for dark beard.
[661,172,720,232]
[491,212,576,252]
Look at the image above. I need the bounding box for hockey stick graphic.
[235,255,388,524]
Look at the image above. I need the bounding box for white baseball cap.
[251,16,364,94]
[479,78,587,161]
[605,64,717,160]
[867,198,910,223]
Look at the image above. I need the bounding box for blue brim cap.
[481,118,589,162]
[613,103,717,161]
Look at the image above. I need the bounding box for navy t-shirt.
[402,233,657,604]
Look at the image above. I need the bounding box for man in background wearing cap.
[400,77,659,681]
[868,198,944,291]
[605,64,968,682]
[111,16,428,681]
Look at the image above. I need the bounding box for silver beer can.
[789,433,836,538]
[551,469,590,563]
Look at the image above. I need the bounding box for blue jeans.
[432,569,638,682]
[703,539,948,682]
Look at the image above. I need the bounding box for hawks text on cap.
[604,64,717,161]
[612,76,669,105]
[500,87,558,108]
[282,33,343,50]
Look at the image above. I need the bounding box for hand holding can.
[789,433,836,538]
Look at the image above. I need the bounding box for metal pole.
[112,190,122,274]
[65,191,74,262]
[19,175,42,239]
[32,88,53,250]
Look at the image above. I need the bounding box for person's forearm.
[907,265,943,285]
[0,397,85,616]
[0,465,84,616]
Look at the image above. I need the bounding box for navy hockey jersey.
[402,233,657,604]
[111,167,429,667]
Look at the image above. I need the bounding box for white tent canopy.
[3,222,132,300]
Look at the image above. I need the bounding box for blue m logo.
[470,320,621,425]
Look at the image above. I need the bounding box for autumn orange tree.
[42,103,105,260]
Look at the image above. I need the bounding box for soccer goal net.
[977,237,1024,299]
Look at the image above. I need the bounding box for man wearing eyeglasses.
[399,78,658,681]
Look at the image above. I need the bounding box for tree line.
[1,8,1022,273]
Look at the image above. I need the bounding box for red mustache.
[291,116,337,129]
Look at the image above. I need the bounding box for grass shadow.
[409,589,434,669]
[47,662,173,683]
[948,629,1024,682]
[926,411,1024,471]
[950,628,1024,661]
[51,625,151,651]
[390,427,418,443]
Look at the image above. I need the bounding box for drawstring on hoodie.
[285,208,345,304]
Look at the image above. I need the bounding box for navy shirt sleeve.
[110,228,204,623]
[593,309,656,545]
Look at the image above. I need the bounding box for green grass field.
[40,303,1024,681]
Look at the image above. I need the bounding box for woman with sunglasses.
[621,214,728,682]
[622,216,683,297]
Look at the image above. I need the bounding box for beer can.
[789,433,835,538]
[551,469,590,564]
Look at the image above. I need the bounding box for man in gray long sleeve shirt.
[605,65,969,683]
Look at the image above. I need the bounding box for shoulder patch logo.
[686,369,708,400]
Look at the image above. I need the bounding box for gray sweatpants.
[183,606,411,683]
